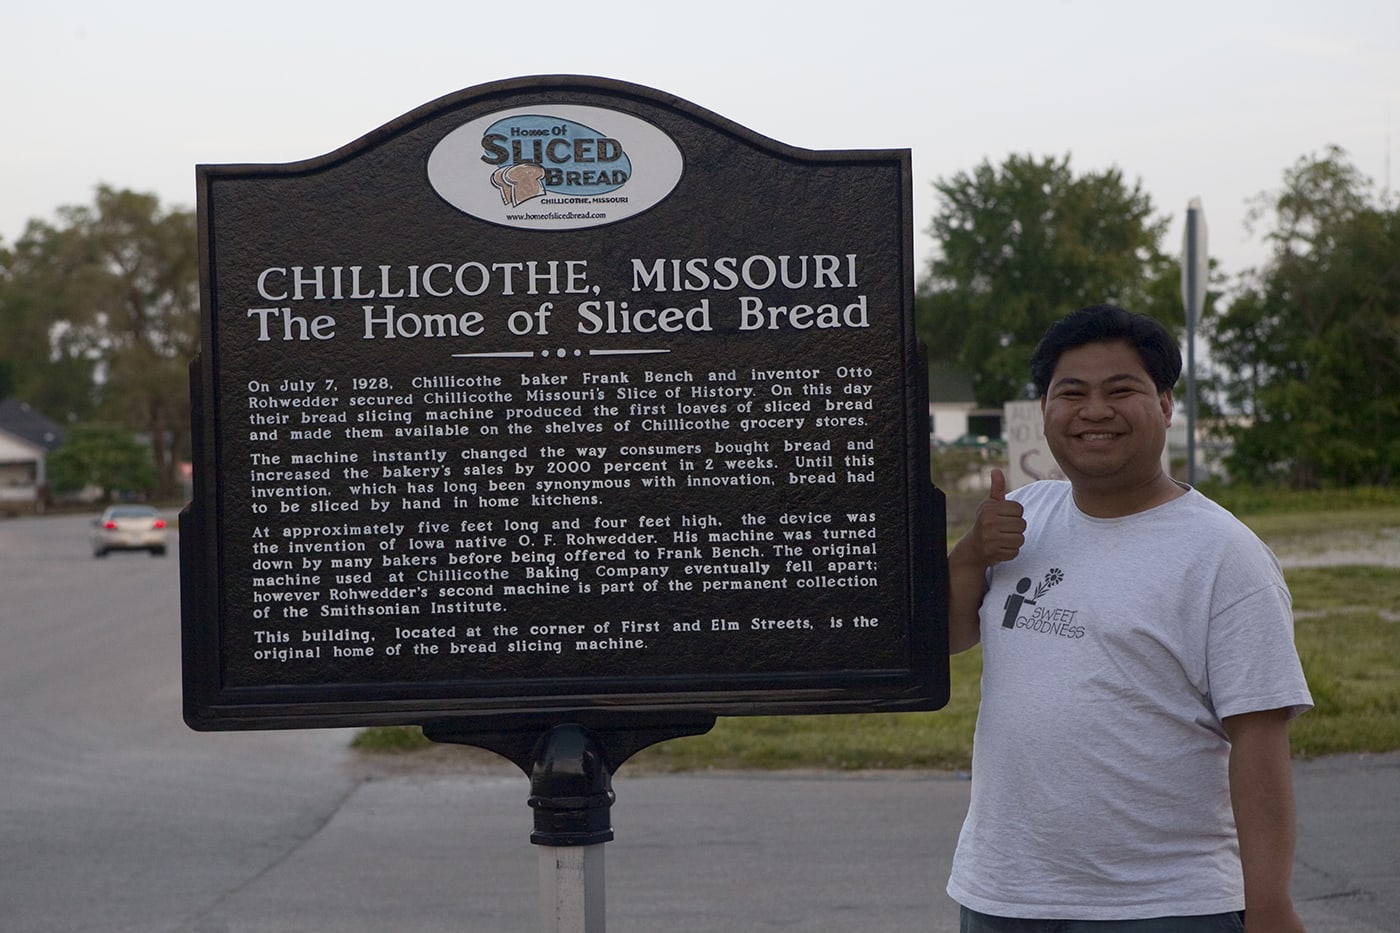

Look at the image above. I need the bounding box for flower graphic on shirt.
[1032,568,1064,600]
[1001,567,1084,639]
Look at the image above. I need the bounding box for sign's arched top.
[427,105,684,231]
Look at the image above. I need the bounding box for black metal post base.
[422,713,715,846]
[526,724,614,846]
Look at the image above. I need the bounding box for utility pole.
[1181,199,1207,486]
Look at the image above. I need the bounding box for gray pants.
[960,907,1246,933]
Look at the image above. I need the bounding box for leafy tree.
[915,153,1174,406]
[0,187,197,497]
[0,231,103,421]
[1209,147,1400,487]
[45,423,158,500]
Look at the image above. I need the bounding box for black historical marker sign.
[181,75,948,732]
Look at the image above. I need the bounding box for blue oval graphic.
[479,114,633,200]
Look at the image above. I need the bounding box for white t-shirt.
[947,481,1312,920]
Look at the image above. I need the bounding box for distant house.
[0,398,65,514]
[927,366,1002,444]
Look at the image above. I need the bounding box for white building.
[0,398,65,514]
[927,367,1002,445]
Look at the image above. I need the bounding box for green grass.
[349,652,986,771]
[1286,566,1400,758]
[354,725,436,752]
[1241,506,1400,554]
[628,649,984,773]
[1285,564,1400,610]
[355,493,1400,770]
[627,564,1400,770]
[1204,483,1400,516]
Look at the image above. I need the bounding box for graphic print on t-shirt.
[998,567,1083,639]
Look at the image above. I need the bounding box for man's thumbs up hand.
[971,468,1026,566]
[989,467,1008,502]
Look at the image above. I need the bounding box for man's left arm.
[1223,707,1306,933]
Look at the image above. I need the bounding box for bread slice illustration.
[490,162,547,207]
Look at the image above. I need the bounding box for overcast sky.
[4,0,1396,285]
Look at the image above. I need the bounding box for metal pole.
[528,723,615,933]
[1186,303,1197,486]
[422,715,713,933]
[539,844,606,933]
[1182,202,1204,487]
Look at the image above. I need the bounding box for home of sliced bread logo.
[427,105,683,230]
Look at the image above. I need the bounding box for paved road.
[1,513,1395,931]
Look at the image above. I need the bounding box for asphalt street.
[0,513,1395,932]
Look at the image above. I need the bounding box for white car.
[92,505,168,557]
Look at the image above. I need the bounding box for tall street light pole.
[1181,199,1207,487]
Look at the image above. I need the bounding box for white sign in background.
[1003,400,1064,490]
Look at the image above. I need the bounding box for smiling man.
[944,305,1312,933]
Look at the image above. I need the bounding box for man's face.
[1040,340,1172,494]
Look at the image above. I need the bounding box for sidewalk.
[191,752,1398,932]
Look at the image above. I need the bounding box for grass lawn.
[1286,565,1400,758]
[355,493,1400,771]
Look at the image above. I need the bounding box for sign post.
[1180,198,1207,486]
[182,75,948,929]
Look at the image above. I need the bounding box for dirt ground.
[1269,524,1400,568]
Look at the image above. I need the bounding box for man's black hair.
[1030,304,1182,397]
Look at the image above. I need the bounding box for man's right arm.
[947,468,1026,654]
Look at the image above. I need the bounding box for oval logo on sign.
[428,105,683,231]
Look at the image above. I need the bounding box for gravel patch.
[1270,527,1400,568]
